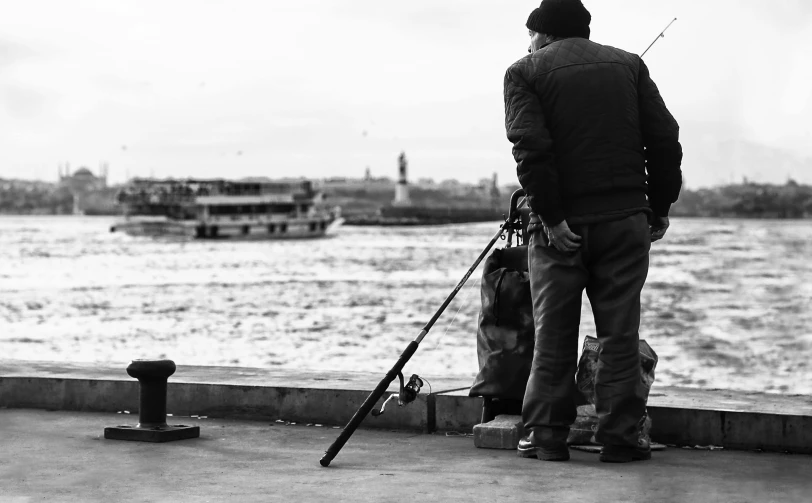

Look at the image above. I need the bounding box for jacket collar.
[537,36,581,51]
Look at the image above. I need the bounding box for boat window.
[211,205,240,216]
[242,225,250,235]
[270,204,295,214]
[280,223,288,233]
[320,221,326,230]
[268,224,275,233]
[309,222,317,232]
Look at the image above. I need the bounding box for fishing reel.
[371,373,424,417]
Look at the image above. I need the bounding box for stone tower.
[393,151,411,206]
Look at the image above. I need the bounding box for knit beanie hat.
[526,0,591,39]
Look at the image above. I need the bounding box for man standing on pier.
[504,0,683,462]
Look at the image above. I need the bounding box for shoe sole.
[517,447,570,461]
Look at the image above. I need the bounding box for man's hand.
[544,220,581,252]
[650,216,670,242]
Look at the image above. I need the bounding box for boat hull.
[111,217,343,240]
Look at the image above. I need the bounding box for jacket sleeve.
[638,58,683,217]
[504,65,565,226]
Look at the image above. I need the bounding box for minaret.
[490,172,501,202]
[100,161,109,188]
[393,151,411,206]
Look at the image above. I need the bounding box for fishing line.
[431,261,485,351]
[422,376,432,395]
[430,203,528,353]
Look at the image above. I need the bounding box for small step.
[474,407,599,450]
[473,415,525,449]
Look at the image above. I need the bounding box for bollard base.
[104,424,200,443]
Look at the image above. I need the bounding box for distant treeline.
[669,180,812,218]
[329,180,812,219]
[0,180,119,215]
[0,183,75,214]
[2,178,811,219]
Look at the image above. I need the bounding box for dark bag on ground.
[468,246,534,401]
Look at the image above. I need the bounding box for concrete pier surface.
[2,409,810,503]
[3,360,812,453]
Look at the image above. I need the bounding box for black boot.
[517,430,570,461]
[599,438,652,463]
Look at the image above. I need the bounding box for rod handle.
[320,341,420,467]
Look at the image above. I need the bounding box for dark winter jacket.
[504,37,683,225]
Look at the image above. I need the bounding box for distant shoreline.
[1,212,810,222]
[3,178,811,220]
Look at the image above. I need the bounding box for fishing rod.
[641,17,677,57]
[319,190,527,467]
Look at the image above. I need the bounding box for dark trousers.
[522,212,651,447]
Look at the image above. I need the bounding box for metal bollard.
[104,359,200,442]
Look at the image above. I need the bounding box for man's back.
[505,37,681,224]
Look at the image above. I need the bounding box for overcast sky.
[1,0,811,187]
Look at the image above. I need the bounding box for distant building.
[59,164,108,191]
[438,178,468,197]
[58,163,109,214]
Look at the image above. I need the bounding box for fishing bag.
[468,245,534,401]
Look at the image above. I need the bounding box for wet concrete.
[1,409,810,503]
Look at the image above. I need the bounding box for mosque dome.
[73,167,95,178]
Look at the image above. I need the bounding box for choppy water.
[1,216,811,395]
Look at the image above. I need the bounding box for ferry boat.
[111,178,342,239]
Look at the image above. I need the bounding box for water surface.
[1,216,810,394]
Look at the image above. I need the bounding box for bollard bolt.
[104,359,200,443]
